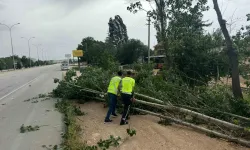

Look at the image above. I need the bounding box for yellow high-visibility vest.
[107,76,122,95]
[121,77,135,95]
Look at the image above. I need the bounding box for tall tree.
[76,37,96,62]
[76,37,117,69]
[107,15,128,47]
[118,39,148,64]
[212,0,243,99]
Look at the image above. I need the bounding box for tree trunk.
[154,0,171,70]
[136,93,250,122]
[133,107,250,147]
[135,99,246,131]
[212,0,243,99]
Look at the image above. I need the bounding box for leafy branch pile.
[20,124,40,133]
[97,135,121,150]
[55,99,136,150]
[54,66,250,120]
[53,65,250,147]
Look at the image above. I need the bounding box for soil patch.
[77,102,248,150]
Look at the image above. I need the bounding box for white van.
[61,62,69,71]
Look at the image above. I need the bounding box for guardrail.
[0,69,15,72]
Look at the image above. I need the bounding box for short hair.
[118,71,123,76]
[127,71,132,76]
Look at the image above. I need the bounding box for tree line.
[0,55,50,70]
[126,0,250,99]
[74,0,250,99]
[76,15,150,70]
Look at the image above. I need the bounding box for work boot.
[120,119,128,125]
[104,119,113,123]
[112,113,118,117]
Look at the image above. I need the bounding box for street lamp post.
[21,37,35,68]
[0,22,20,69]
[147,14,151,64]
[41,48,44,61]
[33,44,41,66]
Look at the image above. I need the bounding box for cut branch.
[136,93,250,123]
[135,99,246,131]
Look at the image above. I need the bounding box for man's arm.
[131,80,135,100]
[118,80,122,96]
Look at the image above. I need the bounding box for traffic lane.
[0,65,59,98]
[0,65,63,150]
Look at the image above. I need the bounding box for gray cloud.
[0,0,5,10]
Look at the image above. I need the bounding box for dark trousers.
[105,93,117,120]
[121,93,132,120]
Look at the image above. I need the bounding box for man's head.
[127,71,132,77]
[117,71,123,77]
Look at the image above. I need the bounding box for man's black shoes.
[104,119,113,123]
[120,119,128,125]
[112,113,118,117]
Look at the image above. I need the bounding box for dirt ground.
[76,102,249,150]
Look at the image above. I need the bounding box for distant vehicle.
[61,62,69,71]
[148,55,165,70]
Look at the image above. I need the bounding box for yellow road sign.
[72,50,83,57]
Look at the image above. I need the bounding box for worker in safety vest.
[104,71,123,123]
[120,71,135,125]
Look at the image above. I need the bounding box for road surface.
[0,65,63,150]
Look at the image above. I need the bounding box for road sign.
[65,54,71,58]
[72,50,83,57]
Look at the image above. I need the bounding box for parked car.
[61,62,69,71]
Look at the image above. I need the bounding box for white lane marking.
[0,76,40,101]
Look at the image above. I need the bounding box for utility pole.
[147,15,151,64]
[21,37,35,67]
[0,22,20,69]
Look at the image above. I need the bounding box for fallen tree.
[52,67,250,147]
[135,99,247,131]
[133,108,250,148]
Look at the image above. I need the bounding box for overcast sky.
[0,0,249,60]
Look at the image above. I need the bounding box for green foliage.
[165,0,229,86]
[55,100,87,149]
[55,100,131,150]
[55,100,84,116]
[54,65,250,121]
[73,105,85,116]
[118,39,148,64]
[38,93,47,98]
[0,55,51,70]
[97,135,121,150]
[158,119,172,126]
[107,15,128,47]
[76,37,119,69]
[127,0,229,85]
[232,14,250,80]
[65,69,77,82]
[126,128,136,137]
[84,145,98,150]
[20,124,40,133]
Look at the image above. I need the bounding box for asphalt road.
[0,65,63,150]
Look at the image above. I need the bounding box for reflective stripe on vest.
[121,77,135,95]
[107,76,121,95]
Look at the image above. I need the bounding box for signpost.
[72,50,83,69]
